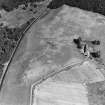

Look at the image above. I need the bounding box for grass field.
[1,4,105,105]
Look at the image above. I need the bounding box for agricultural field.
[0,2,105,105]
[32,81,89,105]
[28,6,105,105]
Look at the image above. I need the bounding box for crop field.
[32,81,89,105]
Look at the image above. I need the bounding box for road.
[0,7,50,91]
[0,7,51,105]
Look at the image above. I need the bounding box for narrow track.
[30,61,84,105]
[0,7,50,91]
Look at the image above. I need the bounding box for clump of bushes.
[0,27,18,64]
[0,26,20,78]
[0,0,34,12]
[0,0,49,12]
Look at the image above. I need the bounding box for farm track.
[0,7,50,91]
